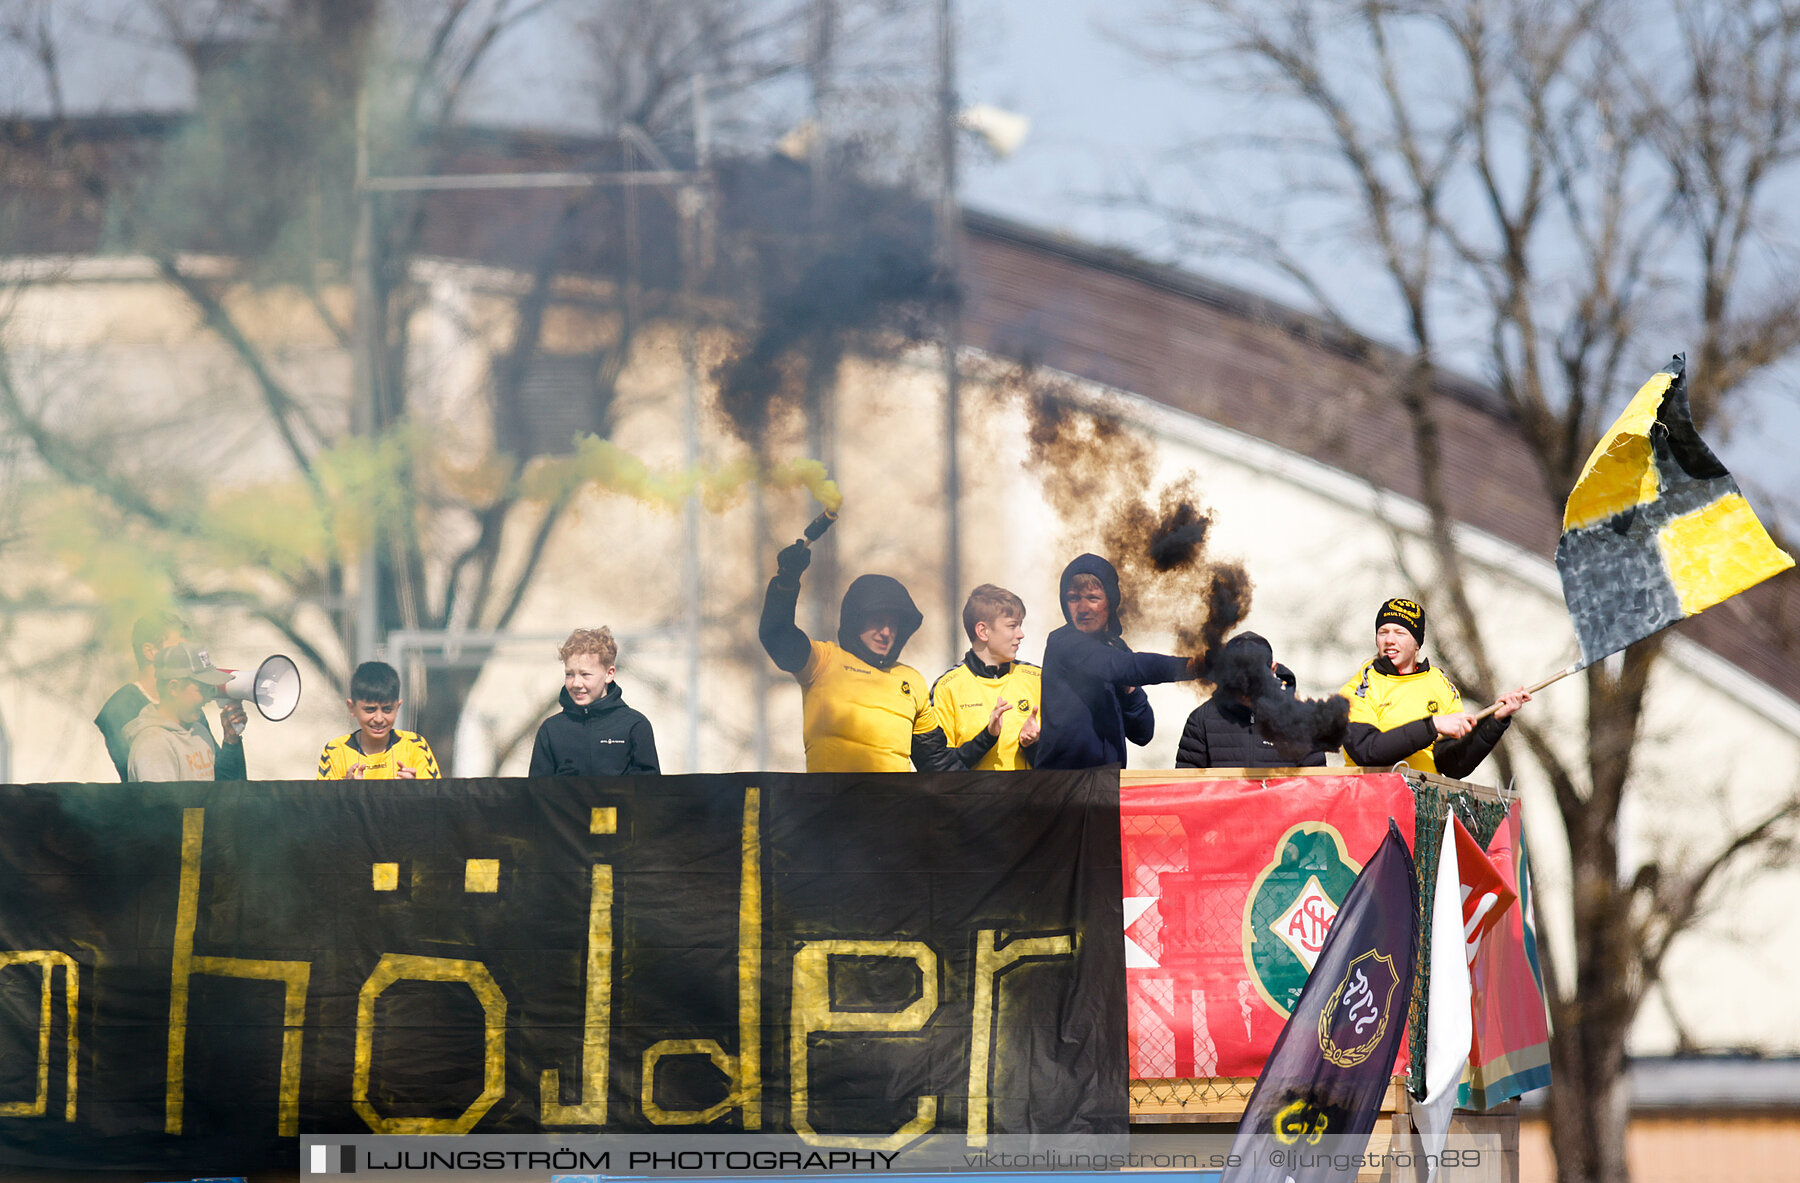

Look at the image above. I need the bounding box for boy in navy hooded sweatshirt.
[530,626,660,776]
[1034,553,1198,769]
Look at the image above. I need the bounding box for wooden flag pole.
[1469,662,1583,722]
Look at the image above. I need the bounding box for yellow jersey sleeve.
[1340,663,1383,729]
[931,668,962,739]
[798,639,832,688]
[396,733,441,779]
[317,736,353,780]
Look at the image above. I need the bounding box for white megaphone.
[218,655,303,722]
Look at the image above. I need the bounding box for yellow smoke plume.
[764,457,843,513]
[525,434,842,514]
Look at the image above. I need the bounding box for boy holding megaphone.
[96,612,248,781]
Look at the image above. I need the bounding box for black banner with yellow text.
[0,771,1124,1173]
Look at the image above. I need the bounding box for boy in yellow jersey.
[1339,597,1529,777]
[759,540,976,773]
[317,661,440,780]
[931,584,1043,770]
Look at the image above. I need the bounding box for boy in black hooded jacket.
[1035,553,1198,770]
[530,626,660,776]
[759,541,988,772]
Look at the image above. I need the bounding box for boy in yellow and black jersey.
[759,539,989,773]
[317,661,440,780]
[932,584,1042,770]
[1339,597,1529,778]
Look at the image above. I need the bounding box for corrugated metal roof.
[1517,1057,1800,1112]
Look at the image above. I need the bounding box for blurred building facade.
[2,119,1798,1075]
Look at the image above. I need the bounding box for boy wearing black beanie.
[1337,597,1530,777]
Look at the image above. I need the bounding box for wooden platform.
[1129,1075,1410,1121]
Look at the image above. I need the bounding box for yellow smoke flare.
[525,435,842,515]
[764,458,843,513]
[26,424,845,629]
[523,435,696,508]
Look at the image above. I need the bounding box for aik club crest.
[1242,823,1363,1016]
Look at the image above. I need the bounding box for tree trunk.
[1548,801,1637,1183]
[413,665,482,777]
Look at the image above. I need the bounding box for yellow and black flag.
[1557,354,1794,668]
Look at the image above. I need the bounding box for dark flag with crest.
[1222,822,1419,1183]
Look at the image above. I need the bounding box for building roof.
[958,209,1800,705]
[1519,1055,1800,1113]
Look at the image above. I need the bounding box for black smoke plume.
[1002,365,1255,664]
[714,230,953,450]
[1203,632,1349,759]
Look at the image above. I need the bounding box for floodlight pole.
[350,95,382,669]
[680,75,712,775]
[806,0,840,641]
[937,0,963,669]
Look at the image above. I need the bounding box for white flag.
[1415,815,1474,1180]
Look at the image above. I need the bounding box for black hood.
[1209,630,1275,699]
[1058,553,1124,638]
[559,681,624,718]
[838,574,923,669]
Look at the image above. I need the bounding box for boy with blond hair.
[931,584,1042,770]
[530,626,659,776]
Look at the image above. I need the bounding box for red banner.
[1464,800,1553,1108]
[1121,774,1416,1079]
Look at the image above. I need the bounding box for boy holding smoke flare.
[930,584,1042,770]
[316,661,440,780]
[1175,631,1339,769]
[758,516,989,773]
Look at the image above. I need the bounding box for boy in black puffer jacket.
[1175,631,1341,769]
[530,626,660,776]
